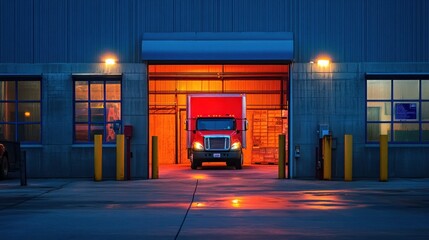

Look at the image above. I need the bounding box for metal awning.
[142,32,293,61]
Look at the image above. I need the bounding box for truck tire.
[235,153,243,170]
[191,160,199,170]
[0,156,9,179]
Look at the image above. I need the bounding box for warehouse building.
[1,0,428,178]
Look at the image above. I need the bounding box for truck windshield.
[196,118,235,131]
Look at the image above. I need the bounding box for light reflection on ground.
[192,191,366,210]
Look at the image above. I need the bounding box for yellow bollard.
[278,134,286,179]
[323,135,332,180]
[152,136,159,179]
[116,134,125,181]
[380,135,388,182]
[94,134,102,181]
[344,134,353,181]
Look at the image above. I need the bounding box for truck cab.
[186,94,247,170]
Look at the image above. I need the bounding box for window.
[366,75,429,143]
[0,76,42,143]
[73,75,122,143]
[197,118,235,130]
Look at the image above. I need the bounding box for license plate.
[213,153,221,158]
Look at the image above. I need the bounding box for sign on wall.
[395,103,417,120]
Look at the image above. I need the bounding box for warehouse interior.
[148,64,290,170]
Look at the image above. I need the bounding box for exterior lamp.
[317,59,330,67]
[24,111,31,118]
[105,58,116,65]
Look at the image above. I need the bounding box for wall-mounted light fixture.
[24,111,31,118]
[105,58,116,65]
[317,59,330,67]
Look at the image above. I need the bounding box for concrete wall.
[0,63,148,178]
[292,62,429,179]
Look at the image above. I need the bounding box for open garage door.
[149,64,289,169]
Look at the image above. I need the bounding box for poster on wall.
[395,103,417,120]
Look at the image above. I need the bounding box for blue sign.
[395,103,417,120]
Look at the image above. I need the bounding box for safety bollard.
[116,134,125,181]
[278,134,286,179]
[323,135,332,180]
[344,134,353,181]
[152,136,159,179]
[380,135,388,182]
[94,134,102,181]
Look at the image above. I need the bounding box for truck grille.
[205,136,230,151]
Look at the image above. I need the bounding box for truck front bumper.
[192,151,241,162]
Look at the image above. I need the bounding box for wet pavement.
[1,164,429,239]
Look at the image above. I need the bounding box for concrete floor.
[1,164,429,239]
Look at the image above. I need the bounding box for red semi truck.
[186,94,248,170]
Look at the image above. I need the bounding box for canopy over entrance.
[142,32,294,61]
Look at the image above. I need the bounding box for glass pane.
[106,102,121,142]
[90,103,104,122]
[90,124,104,141]
[106,102,121,122]
[422,80,429,99]
[18,103,41,122]
[367,80,391,100]
[367,102,391,121]
[0,81,16,100]
[422,102,429,121]
[423,124,429,142]
[197,118,235,130]
[367,123,391,142]
[18,81,40,100]
[393,80,419,100]
[75,103,89,122]
[393,123,419,142]
[75,124,89,142]
[0,124,15,141]
[0,103,16,122]
[18,124,40,142]
[393,102,418,121]
[90,82,104,100]
[106,82,121,100]
[75,81,88,100]
[106,123,117,142]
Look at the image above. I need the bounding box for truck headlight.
[193,142,204,151]
[231,142,242,150]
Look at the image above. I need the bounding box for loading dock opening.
[148,64,289,175]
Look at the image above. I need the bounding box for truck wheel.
[0,156,9,179]
[235,154,243,170]
[191,161,198,170]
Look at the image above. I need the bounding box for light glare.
[105,58,116,65]
[317,59,330,67]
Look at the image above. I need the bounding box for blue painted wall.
[1,0,429,178]
[1,0,428,63]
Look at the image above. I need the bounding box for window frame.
[72,74,122,144]
[0,75,42,143]
[365,74,429,144]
